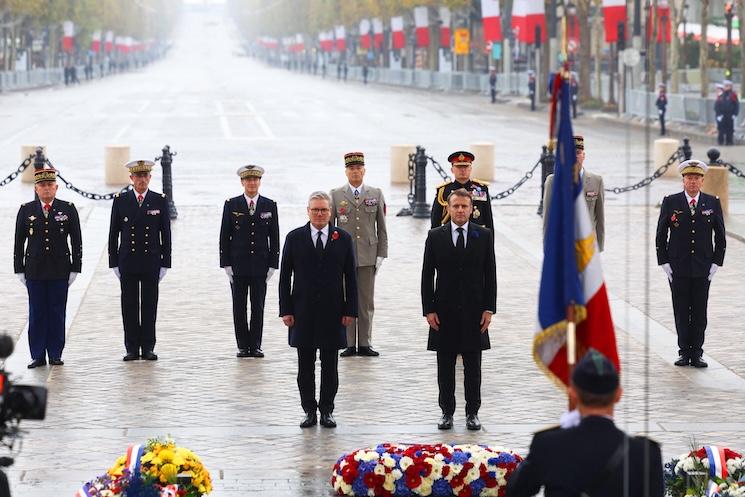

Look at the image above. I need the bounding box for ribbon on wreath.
[125,444,145,477]
[74,482,92,497]
[704,445,728,497]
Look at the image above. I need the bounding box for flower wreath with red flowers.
[664,445,745,497]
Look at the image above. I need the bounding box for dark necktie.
[315,231,324,256]
[456,227,465,251]
[354,188,360,202]
[689,198,696,216]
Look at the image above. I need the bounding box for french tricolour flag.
[512,0,546,44]
[391,17,405,50]
[62,21,74,53]
[602,0,627,42]
[334,26,346,52]
[535,73,619,388]
[439,7,451,48]
[481,0,502,42]
[373,18,384,50]
[359,19,371,50]
[414,7,430,47]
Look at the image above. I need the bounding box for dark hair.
[574,385,617,407]
[447,188,472,205]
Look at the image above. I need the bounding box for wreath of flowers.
[77,437,212,497]
[331,443,523,497]
[664,445,745,497]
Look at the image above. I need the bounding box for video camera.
[0,334,47,467]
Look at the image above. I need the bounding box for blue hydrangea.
[352,476,369,496]
[359,460,377,473]
[394,479,412,496]
[432,478,452,496]
[495,452,516,464]
[452,451,469,464]
[375,445,387,455]
[470,478,486,495]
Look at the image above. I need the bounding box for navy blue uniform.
[715,89,740,145]
[219,195,280,352]
[431,180,494,232]
[656,92,668,135]
[14,199,82,361]
[108,190,171,355]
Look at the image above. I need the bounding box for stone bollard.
[654,138,680,178]
[21,145,46,183]
[704,149,729,216]
[105,145,131,186]
[470,142,495,181]
[390,145,416,184]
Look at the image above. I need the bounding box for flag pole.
[566,303,576,409]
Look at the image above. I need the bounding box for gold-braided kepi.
[678,159,708,176]
[237,165,264,178]
[34,168,57,184]
[344,152,365,167]
[125,159,155,174]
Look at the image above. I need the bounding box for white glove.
[224,266,234,284]
[68,272,78,286]
[717,115,723,123]
[16,273,26,286]
[375,257,384,273]
[159,268,168,282]
[708,264,719,281]
[661,263,673,282]
[266,267,276,283]
[559,409,581,428]
[113,267,121,280]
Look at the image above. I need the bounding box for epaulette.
[225,198,230,203]
[161,193,166,198]
[716,195,720,199]
[472,178,490,186]
[23,201,34,207]
[436,181,452,189]
[114,193,120,198]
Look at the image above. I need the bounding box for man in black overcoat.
[421,188,496,431]
[506,350,664,497]
[109,160,172,361]
[656,159,725,368]
[279,191,357,429]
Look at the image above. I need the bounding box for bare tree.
[699,0,708,97]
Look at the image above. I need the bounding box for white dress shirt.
[244,193,259,210]
[450,221,469,248]
[134,189,149,203]
[311,224,329,248]
[684,191,700,208]
[349,183,364,198]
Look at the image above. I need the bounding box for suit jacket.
[108,189,172,275]
[329,185,388,267]
[506,416,664,497]
[421,223,496,352]
[543,170,605,251]
[279,223,358,349]
[14,198,82,280]
[656,191,725,278]
[219,194,279,277]
[431,179,494,231]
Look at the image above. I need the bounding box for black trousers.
[120,271,159,354]
[230,275,267,351]
[437,350,482,416]
[659,110,666,135]
[670,276,710,358]
[297,347,338,414]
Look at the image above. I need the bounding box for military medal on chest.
[473,206,481,219]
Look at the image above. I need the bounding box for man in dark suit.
[14,168,82,368]
[279,191,357,429]
[220,165,280,358]
[506,350,664,497]
[109,160,172,361]
[656,159,725,368]
[421,188,496,431]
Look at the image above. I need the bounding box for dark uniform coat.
[421,223,496,352]
[219,194,280,276]
[279,223,358,350]
[431,180,494,231]
[506,416,664,497]
[108,190,172,274]
[656,191,725,278]
[14,199,82,279]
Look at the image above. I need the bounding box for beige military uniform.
[542,169,605,252]
[330,184,388,347]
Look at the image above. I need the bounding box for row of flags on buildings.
[61,21,152,55]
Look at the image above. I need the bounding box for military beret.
[125,160,154,174]
[237,165,264,179]
[34,168,57,184]
[572,349,619,395]
[678,159,708,176]
[344,152,365,167]
[447,151,475,167]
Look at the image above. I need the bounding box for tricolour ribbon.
[74,482,92,497]
[704,445,729,479]
[125,444,145,478]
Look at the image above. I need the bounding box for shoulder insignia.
[716,195,720,200]
[115,193,120,198]
[472,178,490,186]
[436,181,452,189]
[161,193,166,198]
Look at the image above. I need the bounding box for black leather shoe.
[142,351,158,361]
[251,348,265,358]
[49,358,64,366]
[320,412,337,428]
[236,349,250,358]
[691,357,708,368]
[340,347,356,357]
[674,356,690,367]
[27,358,47,369]
[466,414,481,431]
[123,353,139,361]
[358,346,380,357]
[437,414,454,430]
[299,411,317,428]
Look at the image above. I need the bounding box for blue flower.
[432,478,452,496]
[394,478,412,496]
[470,478,486,495]
[375,445,387,455]
[352,476,369,495]
[469,229,480,238]
[452,450,469,464]
[359,460,377,473]
[495,452,516,465]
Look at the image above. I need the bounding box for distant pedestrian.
[528,70,536,111]
[656,83,668,136]
[362,64,369,85]
[570,72,579,118]
[714,83,724,140]
[715,79,740,145]
[343,63,348,81]
[489,66,497,104]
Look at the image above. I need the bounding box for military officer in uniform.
[431,151,494,232]
[506,349,664,497]
[543,135,605,251]
[109,160,172,361]
[14,168,82,368]
[330,152,388,357]
[656,159,725,368]
[220,165,280,358]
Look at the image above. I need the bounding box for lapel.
[343,186,358,207]
[33,200,44,221]
[465,224,477,257]
[443,223,457,256]
[237,195,249,215]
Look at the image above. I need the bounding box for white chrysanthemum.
[434,453,445,461]
[374,464,386,476]
[449,463,463,477]
[418,481,433,496]
[466,467,480,482]
[391,469,403,479]
[399,456,413,471]
[702,458,710,469]
[381,455,396,468]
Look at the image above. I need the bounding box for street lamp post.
[725,2,734,78]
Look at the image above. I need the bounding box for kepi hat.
[34,168,57,184]
[678,159,708,176]
[447,151,475,167]
[237,165,264,179]
[126,159,155,174]
[344,152,365,167]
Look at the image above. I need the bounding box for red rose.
[442,466,450,477]
[363,472,377,487]
[458,486,472,497]
[331,231,340,241]
[406,473,422,488]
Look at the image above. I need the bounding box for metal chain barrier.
[429,155,452,183]
[46,159,131,200]
[406,152,453,209]
[490,157,543,200]
[723,161,745,179]
[605,148,683,194]
[0,156,33,188]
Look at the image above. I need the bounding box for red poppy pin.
[331,230,340,241]
[670,213,677,222]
